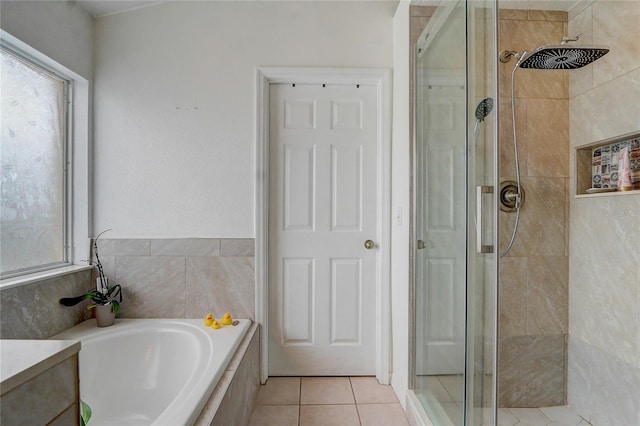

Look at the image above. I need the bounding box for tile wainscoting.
[1,269,93,339]
[96,238,255,320]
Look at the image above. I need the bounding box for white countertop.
[0,339,81,395]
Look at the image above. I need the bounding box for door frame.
[255,67,392,384]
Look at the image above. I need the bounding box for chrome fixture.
[473,97,494,148]
[498,36,609,257]
[499,181,524,212]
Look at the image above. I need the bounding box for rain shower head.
[475,97,494,122]
[518,45,609,69]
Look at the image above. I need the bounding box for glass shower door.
[413,1,497,425]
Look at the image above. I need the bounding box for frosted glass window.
[1,48,68,276]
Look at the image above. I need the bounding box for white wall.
[391,0,411,407]
[93,0,396,238]
[0,1,93,80]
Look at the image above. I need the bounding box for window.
[0,45,71,277]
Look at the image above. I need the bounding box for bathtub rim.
[52,318,251,425]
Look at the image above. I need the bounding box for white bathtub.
[52,318,250,425]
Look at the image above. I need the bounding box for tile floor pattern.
[498,406,593,426]
[249,376,410,426]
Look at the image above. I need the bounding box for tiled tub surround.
[95,238,255,320]
[568,1,640,425]
[498,9,570,407]
[0,268,92,339]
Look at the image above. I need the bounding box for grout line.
[298,377,302,426]
[349,377,364,426]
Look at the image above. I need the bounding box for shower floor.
[415,375,592,425]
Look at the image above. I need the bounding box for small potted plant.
[59,229,122,327]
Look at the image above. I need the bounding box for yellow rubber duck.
[203,313,214,327]
[210,319,221,329]
[220,312,233,326]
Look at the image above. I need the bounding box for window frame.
[0,31,88,283]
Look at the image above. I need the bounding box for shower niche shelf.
[575,130,640,198]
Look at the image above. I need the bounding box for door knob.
[364,240,375,250]
[417,240,426,250]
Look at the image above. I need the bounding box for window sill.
[0,265,93,291]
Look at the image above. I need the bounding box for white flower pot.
[95,304,116,327]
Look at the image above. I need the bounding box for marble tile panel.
[592,1,640,87]
[499,19,567,99]
[567,336,593,423]
[539,405,582,425]
[570,69,640,146]
[255,377,300,405]
[417,376,454,403]
[358,403,410,426]
[211,330,260,426]
[150,238,220,256]
[499,177,566,257]
[220,238,254,257]
[185,256,255,320]
[589,341,640,426]
[411,16,430,46]
[300,377,354,405]
[498,334,566,407]
[350,376,399,404]
[410,6,436,18]
[526,98,569,178]
[527,10,567,22]
[498,257,527,338]
[0,269,92,339]
[499,97,528,180]
[225,323,258,372]
[115,256,186,318]
[526,256,568,335]
[437,375,464,403]
[497,408,519,426]
[508,408,552,425]
[248,405,298,426]
[194,371,234,426]
[568,5,594,98]
[569,196,640,365]
[0,356,77,425]
[499,9,528,21]
[564,178,570,258]
[97,238,150,256]
[300,405,360,426]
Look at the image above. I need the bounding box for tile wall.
[568,1,640,425]
[95,238,255,320]
[0,269,92,339]
[497,9,569,407]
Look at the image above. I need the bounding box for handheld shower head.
[475,97,494,122]
[518,45,609,69]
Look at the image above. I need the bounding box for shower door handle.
[476,185,494,254]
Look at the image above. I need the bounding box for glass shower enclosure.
[412,1,498,425]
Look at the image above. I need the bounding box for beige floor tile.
[509,408,552,425]
[357,403,410,426]
[248,405,299,426]
[255,377,300,405]
[301,377,355,405]
[539,406,582,424]
[299,404,360,426]
[437,375,465,403]
[350,377,399,404]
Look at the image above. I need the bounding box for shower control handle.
[476,185,494,254]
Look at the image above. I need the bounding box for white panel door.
[269,83,378,375]
[416,83,466,375]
